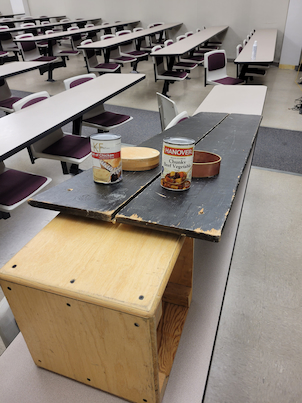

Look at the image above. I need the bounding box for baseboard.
[279,64,296,70]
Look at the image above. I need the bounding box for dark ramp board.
[116,114,262,241]
[28,113,227,221]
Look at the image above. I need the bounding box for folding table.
[234,28,277,79]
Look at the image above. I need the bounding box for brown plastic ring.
[192,150,221,178]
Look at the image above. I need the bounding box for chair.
[101,34,137,69]
[133,27,153,53]
[185,31,216,55]
[81,39,121,74]
[0,161,51,219]
[13,92,91,175]
[164,39,198,74]
[67,26,84,50]
[204,50,245,86]
[0,50,9,64]
[116,30,148,72]
[147,22,166,45]
[0,26,20,59]
[43,30,80,58]
[63,74,133,133]
[20,22,38,35]
[236,44,268,80]
[15,33,59,63]
[199,27,222,48]
[152,45,188,96]
[84,23,98,42]
[176,35,204,65]
[156,91,178,131]
[0,78,22,113]
[165,111,189,130]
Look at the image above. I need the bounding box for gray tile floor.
[1,54,302,402]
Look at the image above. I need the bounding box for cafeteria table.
[0,73,145,162]
[193,84,267,116]
[78,22,182,63]
[234,28,277,79]
[0,60,48,79]
[150,26,228,94]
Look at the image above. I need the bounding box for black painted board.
[116,114,262,241]
[28,168,160,221]
[137,112,227,151]
[28,113,227,221]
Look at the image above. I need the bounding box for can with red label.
[161,137,195,191]
[90,133,122,184]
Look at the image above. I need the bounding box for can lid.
[90,133,121,141]
[164,136,195,145]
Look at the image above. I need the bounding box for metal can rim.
[90,133,121,141]
[163,136,195,146]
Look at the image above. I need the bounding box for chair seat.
[0,96,22,109]
[126,50,148,57]
[174,61,197,69]
[32,56,57,62]
[0,169,48,206]
[0,51,8,57]
[84,111,131,128]
[111,55,136,62]
[95,62,120,70]
[161,71,188,79]
[214,76,245,85]
[182,55,204,63]
[42,135,91,159]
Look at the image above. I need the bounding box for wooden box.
[0,214,193,403]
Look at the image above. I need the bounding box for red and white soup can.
[90,133,122,184]
[161,137,195,191]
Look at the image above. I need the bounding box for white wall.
[0,0,13,14]
[1,0,292,62]
[279,0,302,67]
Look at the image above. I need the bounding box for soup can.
[90,133,122,184]
[161,137,195,191]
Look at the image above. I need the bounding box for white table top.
[150,26,228,56]
[234,28,277,64]
[12,20,140,42]
[0,73,145,161]
[0,61,47,79]
[193,85,267,116]
[78,22,182,50]
[1,19,137,35]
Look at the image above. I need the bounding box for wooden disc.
[121,147,160,171]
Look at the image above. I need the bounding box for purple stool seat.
[127,50,148,57]
[0,96,22,109]
[57,50,79,55]
[114,56,136,62]
[214,77,245,85]
[84,111,131,128]
[42,135,91,159]
[32,56,57,62]
[96,63,120,70]
[162,71,187,79]
[175,62,197,68]
[0,169,48,206]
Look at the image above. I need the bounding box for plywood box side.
[168,237,194,287]
[0,214,185,317]
[2,281,161,403]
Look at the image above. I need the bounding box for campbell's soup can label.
[161,137,195,191]
[90,134,122,184]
